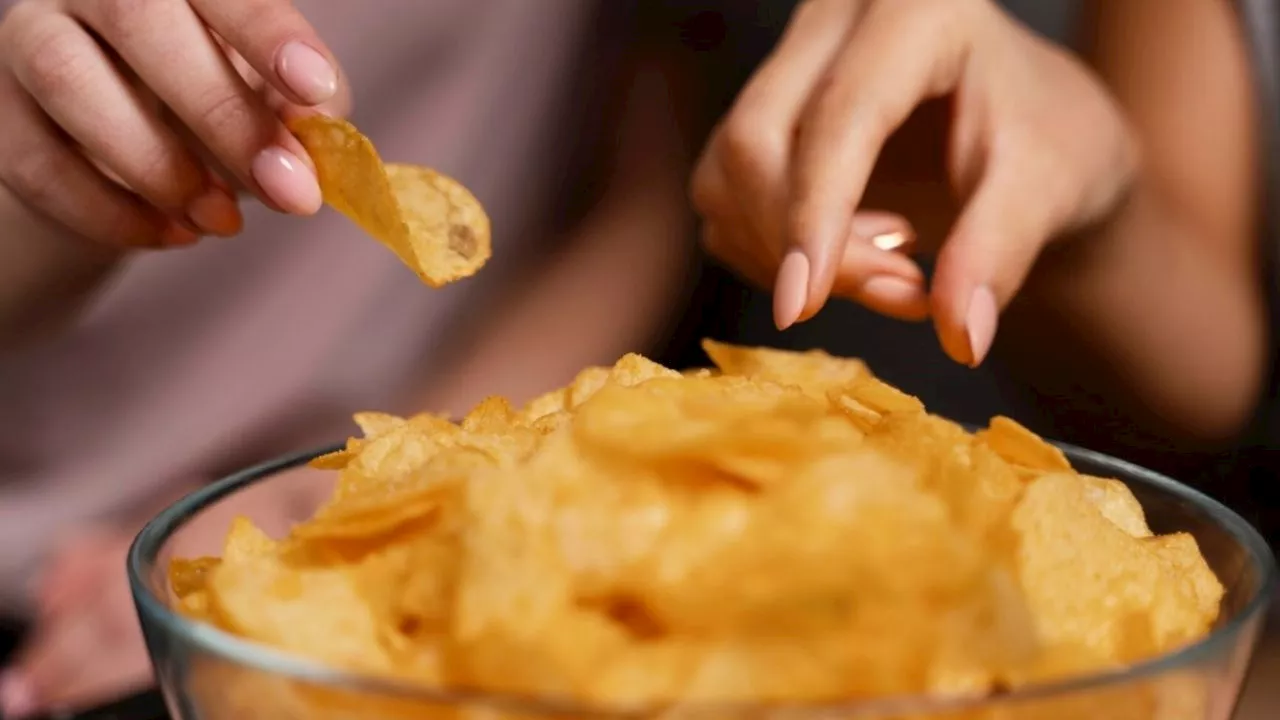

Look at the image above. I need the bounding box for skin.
[693,0,1263,446]
[0,2,696,714]
[0,0,351,346]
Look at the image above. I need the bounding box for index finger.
[788,0,972,321]
[192,0,346,108]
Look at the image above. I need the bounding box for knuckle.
[19,27,93,101]
[93,0,157,38]
[194,86,260,148]
[3,143,60,208]
[840,101,895,151]
[718,113,783,181]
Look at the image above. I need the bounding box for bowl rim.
[127,438,1279,718]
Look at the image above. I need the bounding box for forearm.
[997,0,1264,447]
[0,186,124,350]
[1004,180,1266,446]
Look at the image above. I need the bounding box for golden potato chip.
[208,553,393,674]
[353,411,407,438]
[222,516,278,561]
[170,556,220,598]
[1148,533,1224,619]
[178,340,1224,712]
[1082,475,1152,538]
[845,375,925,415]
[1012,473,1221,664]
[308,447,355,470]
[169,556,221,620]
[975,416,1071,474]
[520,387,567,423]
[701,338,869,397]
[287,115,490,287]
[460,396,519,433]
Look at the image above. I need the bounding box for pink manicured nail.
[773,250,810,330]
[965,285,999,367]
[251,146,322,216]
[276,41,337,106]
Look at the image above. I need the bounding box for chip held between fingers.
[287,115,492,287]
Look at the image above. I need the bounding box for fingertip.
[788,212,839,319]
[251,146,322,216]
[930,281,973,367]
[773,250,810,330]
[965,285,999,367]
[275,41,338,107]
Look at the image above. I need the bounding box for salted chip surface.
[288,115,490,287]
[175,341,1226,717]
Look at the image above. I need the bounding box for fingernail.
[773,250,810,330]
[276,41,337,106]
[252,146,322,215]
[0,670,37,720]
[869,230,909,252]
[852,215,910,242]
[965,285,999,367]
[160,222,200,247]
[186,188,243,237]
[862,275,922,304]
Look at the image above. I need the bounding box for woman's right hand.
[0,0,349,249]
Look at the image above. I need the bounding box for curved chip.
[287,115,491,287]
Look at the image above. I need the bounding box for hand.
[0,465,333,718]
[0,527,150,718]
[0,0,350,250]
[691,0,1137,366]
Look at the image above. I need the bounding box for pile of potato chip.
[170,341,1223,711]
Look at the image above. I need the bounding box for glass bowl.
[128,441,1277,720]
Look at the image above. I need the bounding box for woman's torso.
[0,0,617,612]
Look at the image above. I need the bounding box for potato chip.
[223,516,278,561]
[169,556,221,620]
[702,338,869,397]
[352,411,407,438]
[975,416,1071,475]
[1082,475,1152,538]
[209,553,393,674]
[177,339,1224,713]
[288,115,490,287]
[520,387,567,423]
[1012,473,1221,665]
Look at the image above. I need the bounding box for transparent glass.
[128,442,1277,720]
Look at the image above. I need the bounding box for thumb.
[930,162,1060,367]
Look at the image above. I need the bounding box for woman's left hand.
[691,0,1137,366]
[1,527,152,718]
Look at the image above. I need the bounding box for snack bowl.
[128,441,1277,720]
